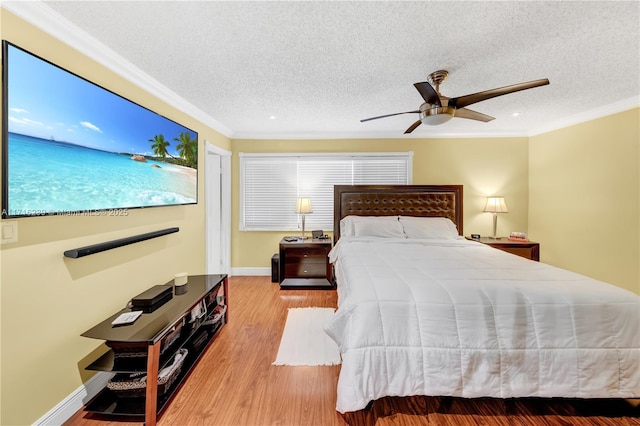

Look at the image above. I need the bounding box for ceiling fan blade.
[413,82,441,106]
[454,107,495,122]
[360,110,419,122]
[404,119,422,134]
[449,78,549,109]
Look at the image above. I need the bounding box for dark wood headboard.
[333,185,463,242]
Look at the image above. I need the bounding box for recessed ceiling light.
[268,115,277,120]
[511,112,521,117]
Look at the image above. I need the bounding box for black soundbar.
[64,227,179,258]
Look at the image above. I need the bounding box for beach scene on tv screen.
[4,43,198,217]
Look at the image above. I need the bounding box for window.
[240,152,413,231]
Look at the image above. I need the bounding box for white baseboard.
[231,267,270,276]
[33,372,113,426]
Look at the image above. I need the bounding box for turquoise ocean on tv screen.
[6,132,197,216]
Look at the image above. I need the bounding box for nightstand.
[470,237,540,261]
[279,238,333,289]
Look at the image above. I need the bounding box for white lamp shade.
[295,197,313,214]
[483,197,508,213]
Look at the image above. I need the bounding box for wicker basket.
[108,317,185,360]
[107,348,188,397]
[200,304,226,329]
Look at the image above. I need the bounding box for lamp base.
[489,213,501,240]
[299,214,310,240]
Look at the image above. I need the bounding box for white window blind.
[240,152,413,231]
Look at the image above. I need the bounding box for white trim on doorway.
[205,141,232,276]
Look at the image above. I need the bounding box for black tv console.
[81,274,228,426]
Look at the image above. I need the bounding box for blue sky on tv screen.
[6,44,196,157]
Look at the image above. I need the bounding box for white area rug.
[272,307,341,366]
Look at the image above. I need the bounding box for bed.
[324,184,640,414]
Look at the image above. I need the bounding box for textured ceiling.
[13,1,640,138]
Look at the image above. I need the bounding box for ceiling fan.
[361,70,549,134]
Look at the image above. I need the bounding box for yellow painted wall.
[529,108,640,294]
[231,137,529,268]
[0,10,230,425]
[2,5,638,425]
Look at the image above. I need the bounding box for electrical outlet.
[1,221,18,244]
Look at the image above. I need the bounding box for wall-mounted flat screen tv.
[1,41,198,219]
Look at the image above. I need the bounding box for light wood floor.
[65,276,639,426]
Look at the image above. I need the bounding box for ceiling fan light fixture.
[360,71,548,133]
[420,106,455,125]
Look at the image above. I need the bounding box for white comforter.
[324,237,640,413]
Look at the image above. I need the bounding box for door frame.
[205,141,232,275]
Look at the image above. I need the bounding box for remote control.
[111,310,143,326]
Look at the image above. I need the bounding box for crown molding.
[2,1,233,138]
[231,129,531,140]
[529,97,639,136]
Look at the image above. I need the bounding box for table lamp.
[483,196,508,239]
[296,197,313,239]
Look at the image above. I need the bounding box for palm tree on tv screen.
[149,134,171,158]
[175,132,197,169]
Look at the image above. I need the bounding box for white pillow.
[399,216,460,239]
[340,215,402,238]
[353,218,405,238]
[339,216,357,237]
